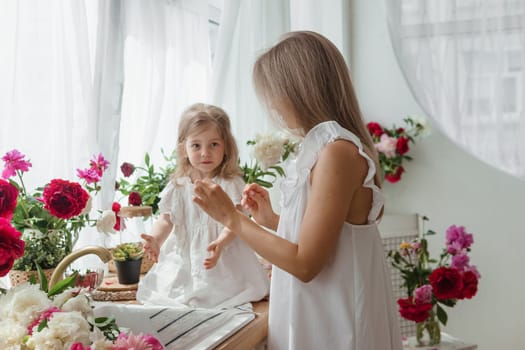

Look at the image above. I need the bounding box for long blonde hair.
[172,103,241,182]
[252,31,380,173]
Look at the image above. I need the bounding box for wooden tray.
[97,275,138,291]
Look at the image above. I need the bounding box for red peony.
[0,179,19,220]
[459,270,478,299]
[112,202,122,231]
[396,136,410,155]
[429,266,463,300]
[385,166,404,183]
[0,217,25,276]
[397,297,433,323]
[120,162,135,177]
[128,191,142,206]
[366,122,384,137]
[42,179,90,219]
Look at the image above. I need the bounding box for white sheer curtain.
[0,0,100,189]
[118,0,210,170]
[210,0,290,162]
[385,0,525,179]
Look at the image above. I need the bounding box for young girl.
[136,103,269,309]
[193,32,402,349]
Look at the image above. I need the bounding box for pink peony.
[113,332,163,350]
[414,284,433,305]
[451,253,470,271]
[446,225,474,253]
[375,134,398,158]
[1,149,32,179]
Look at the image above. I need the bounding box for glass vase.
[416,317,441,346]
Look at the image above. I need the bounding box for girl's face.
[184,125,225,179]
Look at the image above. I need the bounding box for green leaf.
[36,263,48,293]
[47,272,78,297]
[436,304,448,325]
[37,318,48,332]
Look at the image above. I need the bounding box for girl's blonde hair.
[172,103,241,182]
[253,31,380,178]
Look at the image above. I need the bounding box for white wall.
[351,0,525,349]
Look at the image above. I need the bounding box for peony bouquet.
[366,116,429,183]
[0,150,109,271]
[241,132,297,188]
[0,272,163,350]
[388,217,480,345]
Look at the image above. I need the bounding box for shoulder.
[319,139,368,176]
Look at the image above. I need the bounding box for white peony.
[0,319,29,349]
[61,293,94,320]
[0,283,51,325]
[26,311,91,349]
[252,133,286,170]
[96,210,117,234]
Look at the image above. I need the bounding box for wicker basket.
[9,268,55,287]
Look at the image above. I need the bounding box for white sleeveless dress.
[136,176,269,309]
[268,121,402,350]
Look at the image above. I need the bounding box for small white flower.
[375,134,397,158]
[96,210,116,234]
[22,229,45,240]
[411,115,432,138]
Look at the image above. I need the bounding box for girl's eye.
[211,142,220,148]
[191,144,200,149]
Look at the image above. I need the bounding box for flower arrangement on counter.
[0,150,108,272]
[388,217,480,346]
[0,268,163,349]
[116,150,177,215]
[241,132,298,188]
[366,116,429,184]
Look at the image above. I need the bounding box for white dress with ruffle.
[136,176,269,309]
[268,121,402,350]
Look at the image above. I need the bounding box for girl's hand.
[141,233,161,263]
[204,240,222,269]
[193,179,240,232]
[241,183,277,229]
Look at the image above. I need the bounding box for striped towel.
[93,303,255,349]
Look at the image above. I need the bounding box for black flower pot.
[114,258,142,284]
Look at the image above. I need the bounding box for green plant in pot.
[111,242,144,285]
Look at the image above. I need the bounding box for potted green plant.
[111,242,144,285]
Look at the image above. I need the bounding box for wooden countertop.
[214,300,269,350]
